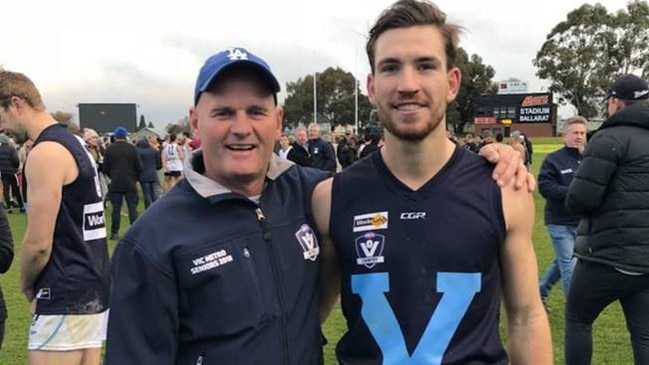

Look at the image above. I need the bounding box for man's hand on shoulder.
[479,143,535,192]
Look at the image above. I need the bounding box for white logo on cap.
[634,90,649,99]
[227,48,248,61]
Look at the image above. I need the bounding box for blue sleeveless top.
[330,146,507,364]
[32,124,110,314]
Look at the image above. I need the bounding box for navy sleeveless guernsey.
[32,124,110,315]
[330,146,507,364]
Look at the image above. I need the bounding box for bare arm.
[20,142,76,301]
[500,181,552,364]
[311,177,340,324]
[479,143,535,191]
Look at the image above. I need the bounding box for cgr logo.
[400,212,426,220]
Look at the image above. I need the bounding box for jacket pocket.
[174,238,268,336]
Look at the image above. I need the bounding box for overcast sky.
[1,0,630,129]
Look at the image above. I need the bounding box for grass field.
[0,143,634,364]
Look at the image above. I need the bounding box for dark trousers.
[109,191,139,235]
[140,181,160,209]
[566,260,649,365]
[1,173,23,209]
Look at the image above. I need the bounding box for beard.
[377,102,446,142]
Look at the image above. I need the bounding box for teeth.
[228,145,254,150]
[396,104,420,111]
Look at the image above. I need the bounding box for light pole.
[313,72,317,124]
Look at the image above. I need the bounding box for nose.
[230,111,253,136]
[397,66,419,95]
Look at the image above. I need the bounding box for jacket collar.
[183,150,294,199]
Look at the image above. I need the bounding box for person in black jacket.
[136,138,162,209]
[0,134,24,213]
[565,74,649,364]
[336,134,356,169]
[537,116,587,310]
[287,127,313,167]
[103,127,142,240]
[307,123,336,172]
[0,203,14,350]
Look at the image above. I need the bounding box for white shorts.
[28,311,108,351]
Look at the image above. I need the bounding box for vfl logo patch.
[190,249,234,275]
[83,202,106,242]
[295,224,320,261]
[353,212,388,232]
[355,232,385,269]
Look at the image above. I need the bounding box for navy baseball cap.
[194,47,281,106]
[604,74,649,101]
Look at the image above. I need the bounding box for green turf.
[0,151,634,364]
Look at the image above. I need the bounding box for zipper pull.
[196,355,204,365]
[255,207,271,241]
[255,207,266,221]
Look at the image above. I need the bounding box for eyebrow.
[376,55,442,67]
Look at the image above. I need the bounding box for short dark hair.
[366,0,462,74]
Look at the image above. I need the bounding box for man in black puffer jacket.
[565,74,649,365]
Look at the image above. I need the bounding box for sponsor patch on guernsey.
[353,212,388,232]
[190,249,234,275]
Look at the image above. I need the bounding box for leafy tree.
[50,111,73,125]
[165,116,190,136]
[534,1,649,118]
[608,0,649,78]
[448,48,497,133]
[283,67,372,130]
[138,115,147,130]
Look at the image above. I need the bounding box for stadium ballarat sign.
[518,94,551,123]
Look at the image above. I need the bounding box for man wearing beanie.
[103,126,142,240]
[566,74,649,364]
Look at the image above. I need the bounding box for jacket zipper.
[255,207,290,364]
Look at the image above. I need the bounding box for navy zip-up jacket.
[105,152,329,364]
[537,146,581,226]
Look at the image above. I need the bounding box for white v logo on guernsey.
[352,272,481,364]
[360,240,380,257]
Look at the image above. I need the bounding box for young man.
[314,1,551,364]
[104,47,330,364]
[537,117,587,308]
[565,74,649,364]
[0,69,110,365]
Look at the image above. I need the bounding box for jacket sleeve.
[10,148,20,170]
[537,155,568,202]
[155,150,163,170]
[135,150,143,179]
[566,133,623,215]
[0,206,14,274]
[103,151,112,178]
[324,143,337,172]
[104,240,179,364]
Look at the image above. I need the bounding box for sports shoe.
[109,233,119,241]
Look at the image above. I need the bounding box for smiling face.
[367,25,460,142]
[190,70,282,196]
